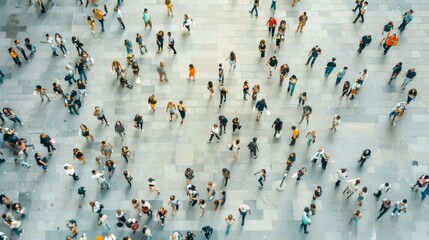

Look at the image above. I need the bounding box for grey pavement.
[0,0,429,239]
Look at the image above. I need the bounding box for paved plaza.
[0,0,429,239]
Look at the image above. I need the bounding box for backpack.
[77,187,86,195]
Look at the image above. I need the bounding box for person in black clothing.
[201,226,213,239]
[305,45,321,68]
[389,62,402,82]
[133,114,143,131]
[357,35,372,53]
[358,149,371,167]
[218,115,228,135]
[186,231,196,240]
[352,0,363,12]
[71,36,84,55]
[39,133,56,155]
[324,58,336,77]
[53,81,66,99]
[247,137,259,158]
[272,118,283,137]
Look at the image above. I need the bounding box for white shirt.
[211,127,219,134]
[239,204,250,213]
[361,5,368,13]
[105,234,117,240]
[64,165,75,175]
[116,9,123,19]
[333,115,341,125]
[377,184,390,192]
[47,37,55,48]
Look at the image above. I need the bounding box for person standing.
[401,68,417,90]
[305,45,321,68]
[14,40,29,61]
[79,124,94,142]
[167,32,177,55]
[287,75,298,96]
[93,106,109,125]
[348,210,362,225]
[254,169,266,188]
[391,199,407,216]
[383,34,398,55]
[73,148,85,164]
[296,12,308,33]
[219,85,228,108]
[398,9,414,32]
[249,0,259,17]
[34,85,50,102]
[198,199,206,216]
[329,115,341,131]
[222,168,231,186]
[168,195,180,216]
[91,170,111,189]
[335,168,348,187]
[255,99,268,121]
[324,58,336,77]
[64,164,79,181]
[142,8,152,29]
[207,124,221,143]
[407,88,417,104]
[353,1,368,23]
[376,199,392,220]
[114,7,126,30]
[8,47,22,66]
[156,207,168,226]
[201,226,213,239]
[339,81,351,98]
[238,204,251,227]
[300,207,311,235]
[320,152,331,169]
[114,121,126,140]
[93,8,106,32]
[266,17,277,38]
[290,126,300,146]
[373,182,390,198]
[298,105,312,124]
[272,118,283,137]
[266,56,278,79]
[258,39,266,62]
[380,22,394,44]
[358,149,371,167]
[121,146,131,164]
[357,35,371,53]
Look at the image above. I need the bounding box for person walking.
[64,164,80,181]
[34,152,49,171]
[389,101,407,126]
[298,92,307,106]
[389,62,402,82]
[421,184,429,201]
[383,34,398,55]
[305,45,321,68]
[266,17,277,38]
[352,0,363,12]
[105,160,116,178]
[357,35,371,53]
[166,100,179,122]
[124,39,133,54]
[294,167,307,182]
[391,199,407,216]
[217,115,228,135]
[39,133,56,155]
[165,0,174,16]
[75,60,88,82]
[177,101,186,124]
[255,99,269,121]
[201,226,213,239]
[312,185,323,201]
[147,94,157,112]
[71,36,84,55]
[245,137,259,159]
[238,204,251,227]
[335,66,348,85]
[299,105,312,124]
[252,84,260,102]
[207,181,217,200]
[266,56,278,79]
[373,182,390,198]
[401,68,417,90]
[357,186,368,206]
[407,88,417,104]
[296,12,308,33]
[219,85,228,107]
[254,169,267,188]
[198,199,206,216]
[45,34,58,56]
[135,33,148,54]
[156,61,168,82]
[184,168,194,184]
[167,32,177,55]
[311,147,324,164]
[121,146,131,163]
[320,152,331,170]
[358,149,371,167]
[335,168,348,187]
[225,214,235,235]
[258,39,266,62]
[339,81,351,98]
[376,199,392,220]
[270,0,277,11]
[73,148,86,164]
[54,33,68,56]
[156,31,164,54]
[285,152,296,172]
[168,195,180,216]
[79,124,94,142]
[14,40,29,61]
[114,121,126,140]
[156,207,168,226]
[324,58,336,77]
[225,51,237,71]
[93,106,109,125]
[148,178,161,194]
[93,8,106,32]
[91,169,111,189]
[0,69,5,84]
[182,14,194,35]
[123,171,133,186]
[272,118,283,138]
[305,130,316,148]
[329,115,341,131]
[300,207,311,235]
[222,168,231,186]
[249,0,259,17]
[343,177,361,199]
[287,75,298,96]
[290,126,299,146]
[142,8,152,29]
[348,210,362,225]
[279,63,290,86]
[8,47,22,66]
[353,1,368,23]
[24,38,36,55]
[98,213,111,233]
[380,22,394,44]
[187,64,196,80]
[207,124,221,143]
[34,85,50,102]
[232,117,241,134]
[398,9,414,32]
[114,7,126,30]
[87,16,95,33]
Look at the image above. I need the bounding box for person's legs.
[208,134,214,142]
[99,19,105,32]
[258,176,263,187]
[241,213,246,226]
[398,19,406,30]
[290,84,296,95]
[299,113,305,123]
[311,57,317,67]
[290,137,296,145]
[82,70,88,81]
[119,19,126,29]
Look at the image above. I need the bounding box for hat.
[322,153,331,159]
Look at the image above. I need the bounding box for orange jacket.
[385,35,398,46]
[292,129,299,139]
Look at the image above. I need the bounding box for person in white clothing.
[231,139,240,160]
[373,182,391,198]
[207,124,221,143]
[311,147,324,164]
[330,115,341,131]
[335,168,348,186]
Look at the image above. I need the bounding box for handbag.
[50,138,56,144]
[89,56,95,64]
[135,76,141,84]
[33,91,38,95]
[127,84,134,89]
[228,144,233,150]
[266,109,271,116]
[117,222,124,227]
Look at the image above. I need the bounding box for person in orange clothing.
[187,64,195,80]
[290,125,299,146]
[87,16,95,33]
[8,47,21,66]
[383,34,398,55]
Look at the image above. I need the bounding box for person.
[266,56,278,79]
[311,147,324,164]
[156,207,168,226]
[357,186,368,206]
[87,16,95,33]
[296,12,308,32]
[299,105,312,124]
[54,33,68,56]
[198,199,206,216]
[357,35,371,53]
[383,34,398,55]
[79,124,94,142]
[222,168,231,186]
[14,40,29,61]
[66,219,78,238]
[305,130,316,148]
[219,85,228,107]
[335,66,348,85]
[398,9,414,32]
[353,1,368,23]
[279,64,290,86]
[142,225,153,240]
[407,88,417,104]
[348,210,362,225]
[285,153,296,172]
[339,81,350,98]
[207,124,221,143]
[142,8,152,29]
[324,58,336,77]
[105,160,116,177]
[225,51,237,70]
[39,133,56,155]
[252,84,260,102]
[3,215,23,236]
[92,8,106,32]
[34,85,50,102]
[98,213,111,233]
[207,181,217,200]
[131,62,140,79]
[376,199,392,220]
[411,175,429,192]
[165,0,174,16]
[305,45,321,68]
[231,117,241,134]
[391,199,407,216]
[156,31,164,53]
[298,92,307,106]
[93,106,109,125]
[270,0,277,11]
[141,200,153,217]
[389,101,407,126]
[73,148,85,164]
[266,17,277,38]
[249,0,259,17]
[287,75,298,95]
[135,33,148,54]
[45,34,58,56]
[373,182,390,198]
[201,226,213,240]
[187,64,195,80]
[148,178,161,194]
[64,164,80,181]
[166,100,178,122]
[312,185,322,201]
[156,62,168,82]
[290,126,299,146]
[34,152,49,171]
[389,62,402,82]
[254,169,266,188]
[301,207,311,234]
[91,169,111,189]
[184,168,194,184]
[75,60,88,82]
[335,168,348,186]
[225,214,235,235]
[343,177,361,199]
[255,99,268,121]
[114,7,126,30]
[183,14,194,35]
[8,47,21,65]
[71,36,84,55]
[24,38,37,55]
[352,0,363,12]
[167,32,177,55]
[258,39,266,62]
[272,118,283,137]
[329,115,341,131]
[207,81,214,97]
[380,22,394,44]
[121,146,131,163]
[358,149,371,167]
[213,199,221,210]
[148,94,157,112]
[114,121,126,140]
[168,195,180,216]
[401,68,417,90]
[238,204,251,227]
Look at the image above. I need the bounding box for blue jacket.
[256,101,267,111]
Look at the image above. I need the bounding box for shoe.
[217,139,220,143]
[207,141,212,143]
[391,213,394,216]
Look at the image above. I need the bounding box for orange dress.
[189,67,195,77]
